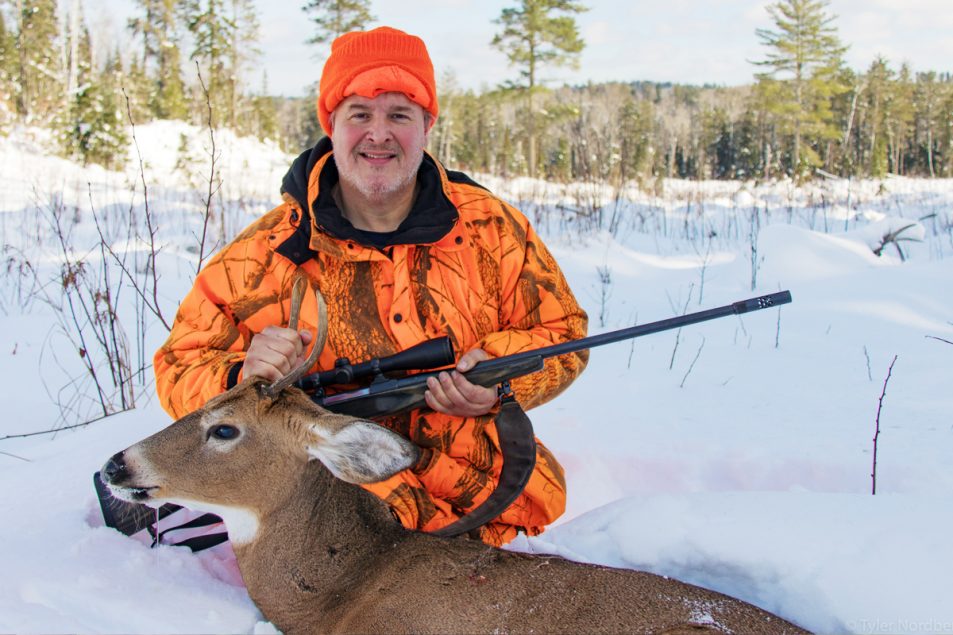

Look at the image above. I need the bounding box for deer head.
[100,279,419,545]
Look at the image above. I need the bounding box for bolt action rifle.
[298,290,791,538]
[95,290,793,545]
[298,290,793,420]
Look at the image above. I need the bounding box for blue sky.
[90,0,953,97]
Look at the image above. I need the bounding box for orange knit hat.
[317,26,438,136]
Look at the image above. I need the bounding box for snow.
[2,122,953,634]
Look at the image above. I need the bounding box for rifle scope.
[297,336,455,391]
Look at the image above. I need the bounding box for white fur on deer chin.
[162,498,260,546]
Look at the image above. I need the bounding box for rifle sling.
[149,513,229,552]
[431,392,537,538]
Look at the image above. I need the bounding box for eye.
[209,424,240,441]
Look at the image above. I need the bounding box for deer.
[101,280,809,635]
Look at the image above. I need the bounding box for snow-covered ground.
[1,122,952,634]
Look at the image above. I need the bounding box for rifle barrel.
[492,290,792,366]
[315,291,791,418]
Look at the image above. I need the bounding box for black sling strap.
[148,513,229,552]
[432,385,537,538]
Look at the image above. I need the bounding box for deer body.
[238,460,803,635]
[103,381,808,635]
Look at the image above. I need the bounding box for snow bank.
[2,123,952,634]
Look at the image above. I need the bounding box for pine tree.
[886,64,916,175]
[153,0,189,120]
[183,0,235,124]
[62,25,129,168]
[302,0,374,50]
[16,0,63,124]
[225,0,262,132]
[293,96,325,147]
[124,56,154,124]
[444,88,503,174]
[617,95,654,183]
[753,0,848,178]
[128,0,188,120]
[250,70,278,142]
[734,107,764,179]
[428,70,459,165]
[82,51,130,167]
[702,107,735,179]
[822,65,857,172]
[748,80,782,178]
[492,0,588,177]
[58,6,92,159]
[65,0,81,109]
[940,84,953,178]
[539,95,578,181]
[181,0,263,131]
[0,10,16,126]
[860,57,893,177]
[912,71,943,177]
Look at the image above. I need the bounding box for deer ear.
[307,420,420,484]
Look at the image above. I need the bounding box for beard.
[334,143,424,203]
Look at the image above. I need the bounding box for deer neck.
[229,459,406,622]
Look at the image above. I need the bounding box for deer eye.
[209,424,240,441]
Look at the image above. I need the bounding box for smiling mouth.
[359,150,398,163]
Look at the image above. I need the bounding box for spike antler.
[263,276,328,398]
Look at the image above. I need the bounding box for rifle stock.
[313,290,792,419]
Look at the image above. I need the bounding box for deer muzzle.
[101,450,157,503]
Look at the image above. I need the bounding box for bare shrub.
[872,223,922,261]
[38,194,136,425]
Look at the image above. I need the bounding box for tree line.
[1,0,277,168]
[1,0,950,181]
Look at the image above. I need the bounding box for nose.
[365,118,393,144]
[102,451,126,483]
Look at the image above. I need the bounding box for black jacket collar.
[277,138,459,263]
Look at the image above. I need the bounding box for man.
[154,26,588,546]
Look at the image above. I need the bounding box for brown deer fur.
[103,380,809,635]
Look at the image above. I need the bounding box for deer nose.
[102,452,127,483]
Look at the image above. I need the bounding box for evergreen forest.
[2,0,951,182]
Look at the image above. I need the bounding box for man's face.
[330,92,431,204]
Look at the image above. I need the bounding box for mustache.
[356,144,400,154]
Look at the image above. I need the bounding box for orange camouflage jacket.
[154,138,588,546]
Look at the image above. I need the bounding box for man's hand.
[424,348,498,417]
[243,326,314,382]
